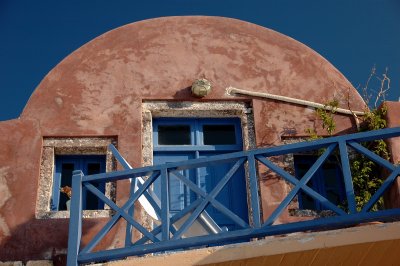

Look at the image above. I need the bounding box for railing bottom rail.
[77,208,400,264]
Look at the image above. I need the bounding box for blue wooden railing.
[67,127,400,265]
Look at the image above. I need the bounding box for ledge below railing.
[67,127,400,266]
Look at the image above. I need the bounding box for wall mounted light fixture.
[191,78,212,98]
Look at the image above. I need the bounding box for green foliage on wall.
[308,66,391,212]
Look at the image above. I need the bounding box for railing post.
[125,179,136,247]
[339,140,357,214]
[248,155,261,228]
[67,170,84,266]
[161,168,170,241]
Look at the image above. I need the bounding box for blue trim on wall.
[52,155,106,211]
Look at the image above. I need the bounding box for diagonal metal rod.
[133,198,203,245]
[339,140,356,214]
[262,144,337,227]
[361,167,400,213]
[256,155,346,216]
[171,158,245,240]
[348,141,396,171]
[171,165,249,229]
[84,183,159,246]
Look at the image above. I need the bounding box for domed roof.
[21,16,364,126]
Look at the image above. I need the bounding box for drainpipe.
[226,86,364,129]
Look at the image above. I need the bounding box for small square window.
[52,155,106,211]
[203,125,236,145]
[294,156,345,211]
[36,137,117,219]
[158,125,191,145]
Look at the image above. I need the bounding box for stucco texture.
[0,16,365,261]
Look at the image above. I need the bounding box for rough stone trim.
[281,137,313,213]
[36,137,117,219]
[141,101,258,226]
[281,137,351,217]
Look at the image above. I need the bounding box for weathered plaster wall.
[384,101,400,208]
[0,16,365,261]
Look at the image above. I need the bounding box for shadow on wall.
[0,216,100,266]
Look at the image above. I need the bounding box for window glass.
[294,156,345,211]
[54,156,106,211]
[87,163,101,175]
[295,162,317,210]
[85,162,103,210]
[203,125,236,145]
[158,125,191,145]
[59,163,74,210]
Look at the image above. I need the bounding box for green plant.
[351,105,389,211]
[306,68,391,212]
[315,99,339,136]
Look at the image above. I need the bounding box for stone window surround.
[141,101,258,225]
[282,137,341,218]
[36,137,117,219]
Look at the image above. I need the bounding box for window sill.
[36,209,115,219]
[288,209,337,218]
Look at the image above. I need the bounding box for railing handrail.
[83,127,400,183]
[67,127,400,265]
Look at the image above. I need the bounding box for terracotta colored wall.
[384,101,400,208]
[0,16,365,261]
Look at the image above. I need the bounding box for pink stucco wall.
[0,16,365,261]
[384,101,400,208]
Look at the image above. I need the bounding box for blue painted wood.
[248,155,261,228]
[126,171,160,246]
[254,127,400,157]
[154,153,195,213]
[262,144,336,226]
[205,194,249,229]
[153,118,248,230]
[199,152,248,230]
[293,156,346,211]
[339,140,357,214]
[154,145,243,152]
[68,127,400,265]
[84,181,158,251]
[256,155,346,215]
[108,144,132,169]
[171,158,246,239]
[50,172,61,211]
[77,208,400,264]
[66,170,83,266]
[134,198,203,245]
[109,143,163,220]
[80,209,122,254]
[171,168,249,230]
[125,179,136,246]
[161,168,170,241]
[81,128,400,183]
[361,167,400,212]
[347,141,396,171]
[53,155,105,211]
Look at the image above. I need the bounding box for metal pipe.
[226,86,365,116]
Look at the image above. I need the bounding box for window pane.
[203,125,236,145]
[87,163,101,175]
[301,193,317,210]
[326,189,341,205]
[85,162,104,210]
[60,163,74,187]
[323,166,338,187]
[158,125,191,145]
[59,163,74,210]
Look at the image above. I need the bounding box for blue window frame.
[153,118,248,230]
[51,155,106,211]
[153,118,243,152]
[294,156,346,211]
